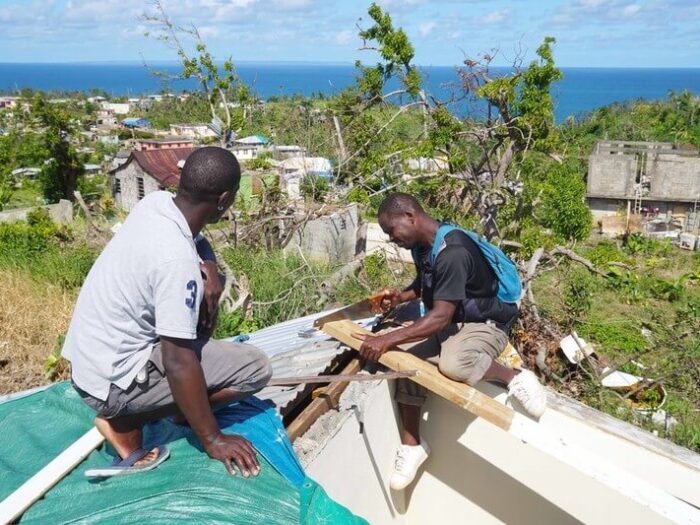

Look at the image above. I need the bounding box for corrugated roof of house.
[251,309,377,412]
[128,147,194,187]
[236,135,270,145]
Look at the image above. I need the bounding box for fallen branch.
[550,246,608,277]
[73,191,106,238]
[319,258,363,297]
[218,257,251,317]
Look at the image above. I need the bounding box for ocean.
[1,62,699,123]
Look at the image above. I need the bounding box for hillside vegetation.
[1,3,699,452]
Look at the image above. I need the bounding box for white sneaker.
[507,369,547,418]
[389,441,430,490]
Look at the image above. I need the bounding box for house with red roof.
[110,146,194,210]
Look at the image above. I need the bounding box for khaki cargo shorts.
[395,322,508,407]
[73,338,272,418]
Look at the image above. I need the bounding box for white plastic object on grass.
[559,332,595,364]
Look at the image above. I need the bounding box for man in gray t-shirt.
[63,147,271,478]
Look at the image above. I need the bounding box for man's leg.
[85,339,271,466]
[390,333,442,489]
[437,323,546,418]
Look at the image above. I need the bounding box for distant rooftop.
[137,136,194,144]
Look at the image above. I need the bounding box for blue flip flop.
[85,446,170,478]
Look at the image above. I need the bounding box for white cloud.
[419,21,437,36]
[482,9,509,24]
[335,29,353,45]
[622,3,642,16]
[271,0,315,10]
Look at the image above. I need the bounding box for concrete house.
[135,137,195,151]
[100,102,130,115]
[587,141,700,231]
[169,123,218,140]
[231,135,270,161]
[110,147,194,210]
[95,109,117,127]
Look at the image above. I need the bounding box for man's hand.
[354,332,393,362]
[204,433,260,478]
[199,261,222,336]
[371,288,401,314]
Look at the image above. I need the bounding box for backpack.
[412,224,523,305]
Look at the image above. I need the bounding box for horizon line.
[1,60,700,70]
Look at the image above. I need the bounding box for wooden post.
[319,319,513,431]
[286,358,362,442]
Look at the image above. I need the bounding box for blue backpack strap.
[429,224,459,267]
[430,224,522,304]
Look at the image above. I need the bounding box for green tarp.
[0,383,367,524]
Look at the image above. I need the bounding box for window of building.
[137,177,145,200]
[114,178,121,196]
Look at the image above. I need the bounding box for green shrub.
[576,318,648,355]
[0,213,96,289]
[300,174,330,201]
[539,162,592,242]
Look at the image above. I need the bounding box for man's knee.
[206,340,272,394]
[438,350,492,386]
[237,343,272,393]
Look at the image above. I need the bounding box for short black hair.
[179,147,240,203]
[378,192,423,218]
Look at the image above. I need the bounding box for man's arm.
[356,300,456,362]
[160,336,260,477]
[195,236,222,337]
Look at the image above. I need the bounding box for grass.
[215,247,411,338]
[0,270,77,394]
[5,179,44,209]
[532,238,700,452]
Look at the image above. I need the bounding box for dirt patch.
[0,271,75,395]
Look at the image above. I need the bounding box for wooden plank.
[0,427,104,523]
[319,319,513,431]
[286,358,362,442]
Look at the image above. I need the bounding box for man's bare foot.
[94,416,160,467]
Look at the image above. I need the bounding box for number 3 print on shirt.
[185,280,198,309]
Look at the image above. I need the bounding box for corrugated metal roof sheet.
[130,147,194,187]
[235,135,269,145]
[249,310,377,412]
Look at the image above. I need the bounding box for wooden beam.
[286,358,362,442]
[319,319,514,431]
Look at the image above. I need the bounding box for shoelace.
[510,377,532,401]
[394,448,408,471]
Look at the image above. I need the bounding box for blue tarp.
[0,383,367,524]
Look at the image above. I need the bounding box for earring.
[217,205,224,211]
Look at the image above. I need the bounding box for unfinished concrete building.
[587,141,700,235]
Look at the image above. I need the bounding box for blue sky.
[1,0,699,67]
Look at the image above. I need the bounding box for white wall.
[304,381,700,525]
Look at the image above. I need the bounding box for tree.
[143,1,254,145]
[31,94,84,203]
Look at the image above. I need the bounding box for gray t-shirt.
[62,191,204,401]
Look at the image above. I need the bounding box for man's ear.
[217,190,235,210]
